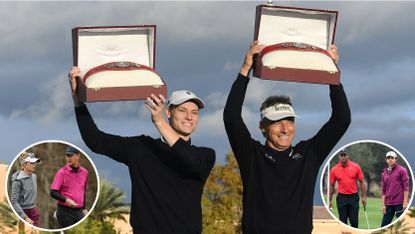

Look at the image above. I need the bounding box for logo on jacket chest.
[264,149,303,164]
[290,152,303,160]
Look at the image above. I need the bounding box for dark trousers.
[57,204,84,228]
[381,204,404,227]
[336,193,359,228]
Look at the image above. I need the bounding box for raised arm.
[240,41,265,77]
[68,67,83,107]
[145,93,181,147]
[223,42,265,173]
[170,139,216,180]
[145,94,215,179]
[308,45,351,164]
[68,67,134,164]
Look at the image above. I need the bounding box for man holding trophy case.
[223,4,351,233]
[68,25,215,234]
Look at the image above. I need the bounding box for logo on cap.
[260,103,298,121]
[167,90,205,109]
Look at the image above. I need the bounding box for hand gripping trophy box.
[253,5,340,85]
[72,25,167,102]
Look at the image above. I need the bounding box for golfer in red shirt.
[329,149,367,228]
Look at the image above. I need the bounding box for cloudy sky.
[1,1,414,206]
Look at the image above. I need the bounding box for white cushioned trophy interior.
[262,50,338,73]
[258,8,337,49]
[85,70,164,88]
[78,27,155,78]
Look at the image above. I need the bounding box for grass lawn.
[322,196,402,229]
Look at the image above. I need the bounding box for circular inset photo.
[5,140,99,232]
[320,140,414,232]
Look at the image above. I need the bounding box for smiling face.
[166,101,199,140]
[260,118,296,151]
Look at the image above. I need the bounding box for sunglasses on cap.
[386,156,396,160]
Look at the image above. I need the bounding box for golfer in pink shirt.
[50,146,88,228]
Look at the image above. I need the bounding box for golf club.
[363,205,370,229]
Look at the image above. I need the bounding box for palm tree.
[65,180,130,234]
[0,198,18,233]
[372,219,412,234]
[89,179,130,222]
[408,207,415,218]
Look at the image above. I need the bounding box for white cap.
[167,90,204,109]
[385,151,398,159]
[20,152,40,164]
[260,103,299,121]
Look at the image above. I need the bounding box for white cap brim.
[169,97,204,109]
[167,90,205,109]
[261,104,299,121]
[23,157,40,163]
[385,151,398,158]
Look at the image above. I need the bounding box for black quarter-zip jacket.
[75,105,215,234]
[223,74,351,234]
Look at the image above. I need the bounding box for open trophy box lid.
[72,25,167,102]
[253,5,340,85]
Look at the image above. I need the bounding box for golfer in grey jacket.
[10,152,41,227]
